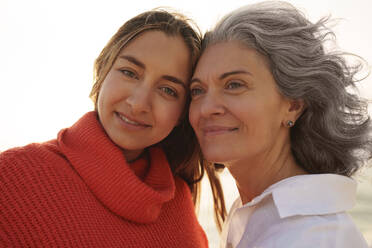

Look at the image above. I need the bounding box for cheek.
[234,101,267,135]
[239,101,282,137]
[96,83,112,116]
[97,77,128,112]
[96,86,106,115]
[156,101,185,128]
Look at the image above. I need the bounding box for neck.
[226,141,307,205]
[123,149,145,163]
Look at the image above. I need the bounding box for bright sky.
[1,1,372,246]
[1,0,371,151]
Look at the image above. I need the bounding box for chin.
[202,150,231,164]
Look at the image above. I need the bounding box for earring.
[287,120,294,127]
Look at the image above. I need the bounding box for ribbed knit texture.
[0,112,208,248]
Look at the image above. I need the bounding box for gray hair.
[203,1,372,176]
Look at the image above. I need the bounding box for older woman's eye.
[226,81,243,89]
[120,69,138,79]
[190,87,204,97]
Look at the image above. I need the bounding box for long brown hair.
[204,161,227,232]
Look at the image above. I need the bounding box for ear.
[283,99,305,127]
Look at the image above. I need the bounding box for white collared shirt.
[220,174,368,248]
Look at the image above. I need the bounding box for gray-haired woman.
[189,1,371,247]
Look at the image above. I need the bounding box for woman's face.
[189,41,291,165]
[97,31,191,161]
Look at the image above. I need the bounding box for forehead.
[116,30,192,79]
[194,41,269,77]
[119,30,189,59]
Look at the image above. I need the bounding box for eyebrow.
[219,70,252,79]
[118,55,145,69]
[162,75,186,89]
[190,70,252,85]
[118,55,186,88]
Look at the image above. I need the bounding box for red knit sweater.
[0,112,208,248]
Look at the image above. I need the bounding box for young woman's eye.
[190,87,204,97]
[160,87,178,97]
[120,69,137,79]
[225,81,243,90]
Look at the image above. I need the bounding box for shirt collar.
[239,174,356,218]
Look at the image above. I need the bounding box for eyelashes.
[190,87,204,97]
[190,80,247,98]
[120,69,138,79]
[160,86,178,98]
[225,81,244,90]
[119,68,180,99]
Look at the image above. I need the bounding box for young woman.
[190,1,371,247]
[0,10,210,247]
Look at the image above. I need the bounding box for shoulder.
[252,212,368,248]
[1,142,45,168]
[234,194,367,247]
[0,140,67,186]
[1,140,61,168]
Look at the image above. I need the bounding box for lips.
[115,112,151,127]
[202,125,238,136]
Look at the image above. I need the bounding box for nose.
[125,84,152,114]
[198,91,225,118]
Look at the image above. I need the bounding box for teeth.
[118,114,141,125]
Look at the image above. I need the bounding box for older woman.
[189,1,371,247]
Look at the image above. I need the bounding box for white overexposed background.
[1,0,371,247]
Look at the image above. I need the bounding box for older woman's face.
[189,41,291,164]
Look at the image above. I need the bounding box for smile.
[115,112,151,128]
[202,126,238,136]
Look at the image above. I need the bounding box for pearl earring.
[287,120,294,127]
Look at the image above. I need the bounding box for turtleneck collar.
[57,111,175,223]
